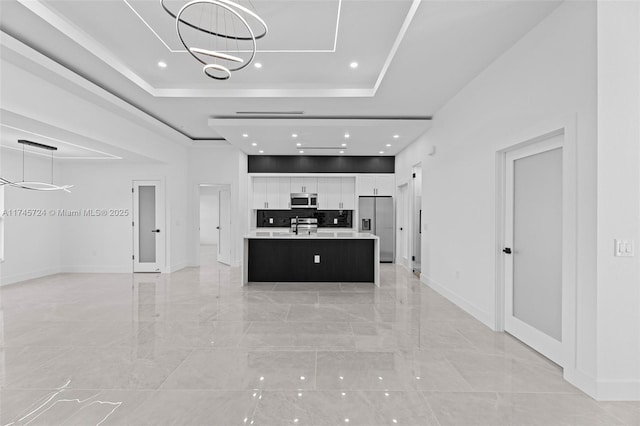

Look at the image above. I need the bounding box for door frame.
[193,183,231,267]
[495,121,578,370]
[132,179,166,273]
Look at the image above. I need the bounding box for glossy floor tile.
[1,245,637,425]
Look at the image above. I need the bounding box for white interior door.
[133,180,165,273]
[396,184,408,265]
[504,135,563,365]
[217,188,231,265]
[412,165,422,274]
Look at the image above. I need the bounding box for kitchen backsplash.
[257,210,353,228]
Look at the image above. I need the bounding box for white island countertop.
[245,230,379,240]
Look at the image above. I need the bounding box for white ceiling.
[0,110,151,161]
[0,0,562,158]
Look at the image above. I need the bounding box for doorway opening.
[198,184,231,267]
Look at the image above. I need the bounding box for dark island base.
[248,239,375,282]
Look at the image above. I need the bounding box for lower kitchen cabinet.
[247,238,375,282]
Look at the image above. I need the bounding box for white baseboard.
[168,261,188,273]
[62,265,131,273]
[566,368,640,401]
[0,267,61,286]
[564,367,598,399]
[421,274,494,329]
[596,380,640,401]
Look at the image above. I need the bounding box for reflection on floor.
[1,257,638,425]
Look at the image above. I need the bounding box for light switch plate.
[334,218,338,224]
[314,255,320,263]
[614,239,635,257]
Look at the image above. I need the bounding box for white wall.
[199,186,219,245]
[396,0,601,395]
[0,150,62,284]
[58,160,189,273]
[595,1,640,400]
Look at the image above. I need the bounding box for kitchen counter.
[243,231,380,286]
[245,230,378,239]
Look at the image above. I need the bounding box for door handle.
[152,229,161,233]
[216,226,220,230]
[503,247,512,254]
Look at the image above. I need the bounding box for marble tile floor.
[1,249,638,425]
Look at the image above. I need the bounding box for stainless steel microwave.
[290,193,318,209]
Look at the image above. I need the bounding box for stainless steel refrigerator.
[358,196,394,262]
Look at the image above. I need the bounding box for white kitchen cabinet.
[252,177,268,209]
[375,175,395,196]
[357,175,394,196]
[317,177,341,209]
[290,177,317,194]
[317,177,355,210]
[266,177,291,209]
[340,178,356,209]
[253,177,290,209]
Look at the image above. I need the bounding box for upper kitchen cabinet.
[340,178,356,209]
[317,177,356,210]
[290,177,318,194]
[252,177,268,209]
[253,177,290,209]
[317,178,341,210]
[358,175,395,196]
[268,177,291,209]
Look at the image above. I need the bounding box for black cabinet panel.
[248,156,394,174]
[248,239,375,282]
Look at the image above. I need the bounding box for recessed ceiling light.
[299,150,304,154]
[254,62,262,68]
[158,61,167,68]
[251,142,257,146]
[344,133,350,139]
[393,134,400,139]
[296,143,302,147]
[259,150,264,153]
[386,144,391,147]
[341,143,347,147]
[242,133,249,138]
[292,133,298,138]
[350,62,358,69]
[379,151,384,154]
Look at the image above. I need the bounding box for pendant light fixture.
[0,140,73,192]
[161,0,268,80]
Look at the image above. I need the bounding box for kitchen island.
[243,231,380,286]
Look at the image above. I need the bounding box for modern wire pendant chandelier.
[0,140,73,192]
[161,0,268,80]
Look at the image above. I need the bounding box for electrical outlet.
[269,218,273,224]
[314,255,320,263]
[615,239,635,257]
[334,218,338,224]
